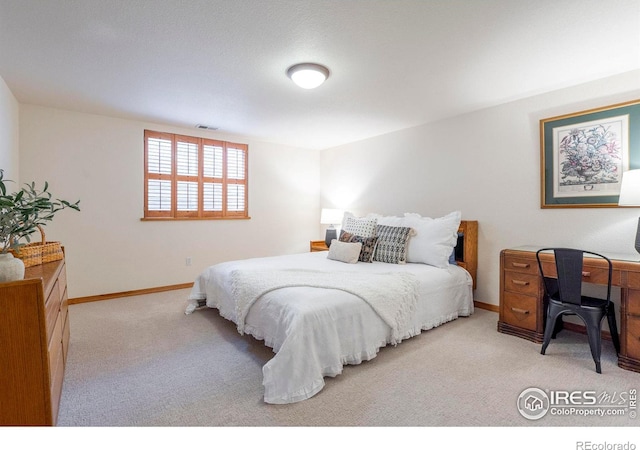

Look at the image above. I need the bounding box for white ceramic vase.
[0,252,26,283]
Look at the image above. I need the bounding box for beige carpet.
[57,289,640,433]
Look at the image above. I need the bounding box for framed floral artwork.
[540,99,640,208]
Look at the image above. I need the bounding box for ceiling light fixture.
[286,63,330,89]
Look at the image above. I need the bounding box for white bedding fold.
[230,268,418,345]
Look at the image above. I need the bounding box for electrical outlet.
[186,257,192,266]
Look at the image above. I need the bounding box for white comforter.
[187,251,474,404]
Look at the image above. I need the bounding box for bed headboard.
[456,220,478,290]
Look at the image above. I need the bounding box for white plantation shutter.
[203,144,223,178]
[146,137,173,212]
[147,179,171,211]
[177,181,198,211]
[147,137,172,174]
[225,144,247,216]
[203,182,223,211]
[227,147,245,180]
[227,184,245,211]
[176,141,198,176]
[175,138,199,216]
[144,130,248,219]
[145,132,174,217]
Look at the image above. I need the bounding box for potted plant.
[0,169,80,282]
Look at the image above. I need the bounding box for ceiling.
[1,0,639,150]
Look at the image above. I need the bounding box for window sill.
[140,216,251,221]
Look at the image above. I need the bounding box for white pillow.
[327,239,362,264]
[403,211,462,268]
[342,212,378,238]
[366,213,403,227]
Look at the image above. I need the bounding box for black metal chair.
[536,248,621,373]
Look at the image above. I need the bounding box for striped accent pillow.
[373,225,413,264]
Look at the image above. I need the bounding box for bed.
[186,213,478,404]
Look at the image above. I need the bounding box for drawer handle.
[582,271,591,278]
[512,262,530,269]
[512,280,529,286]
[511,307,530,315]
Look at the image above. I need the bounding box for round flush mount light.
[286,63,330,89]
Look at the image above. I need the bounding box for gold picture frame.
[540,99,640,208]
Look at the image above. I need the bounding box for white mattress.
[188,251,474,404]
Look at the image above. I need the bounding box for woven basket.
[11,225,63,267]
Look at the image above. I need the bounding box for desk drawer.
[503,255,537,275]
[504,272,539,296]
[625,272,640,290]
[625,290,640,317]
[502,292,538,332]
[538,261,620,286]
[626,316,640,360]
[581,265,620,286]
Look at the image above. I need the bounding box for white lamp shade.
[320,208,344,225]
[287,63,329,89]
[618,170,640,206]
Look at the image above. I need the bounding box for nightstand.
[310,240,329,252]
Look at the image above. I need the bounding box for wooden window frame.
[143,130,249,220]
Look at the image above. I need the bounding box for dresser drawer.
[503,254,537,275]
[502,292,538,331]
[48,313,64,425]
[57,264,67,299]
[60,285,68,328]
[45,279,62,343]
[504,272,539,296]
[62,310,70,362]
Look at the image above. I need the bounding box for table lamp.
[618,169,640,254]
[320,208,344,247]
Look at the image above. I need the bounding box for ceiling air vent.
[196,124,218,130]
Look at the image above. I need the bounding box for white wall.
[320,70,640,306]
[0,75,19,182]
[19,105,320,298]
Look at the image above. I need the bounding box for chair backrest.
[536,248,612,306]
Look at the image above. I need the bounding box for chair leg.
[541,306,561,355]
[607,307,621,355]
[585,321,603,374]
[552,316,564,339]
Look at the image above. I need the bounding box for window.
[144,130,248,219]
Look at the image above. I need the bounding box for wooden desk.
[498,246,640,373]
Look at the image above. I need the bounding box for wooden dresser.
[0,257,70,426]
[498,247,640,373]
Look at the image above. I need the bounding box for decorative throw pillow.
[339,230,378,263]
[373,225,414,264]
[327,239,362,264]
[403,211,462,268]
[342,214,377,238]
